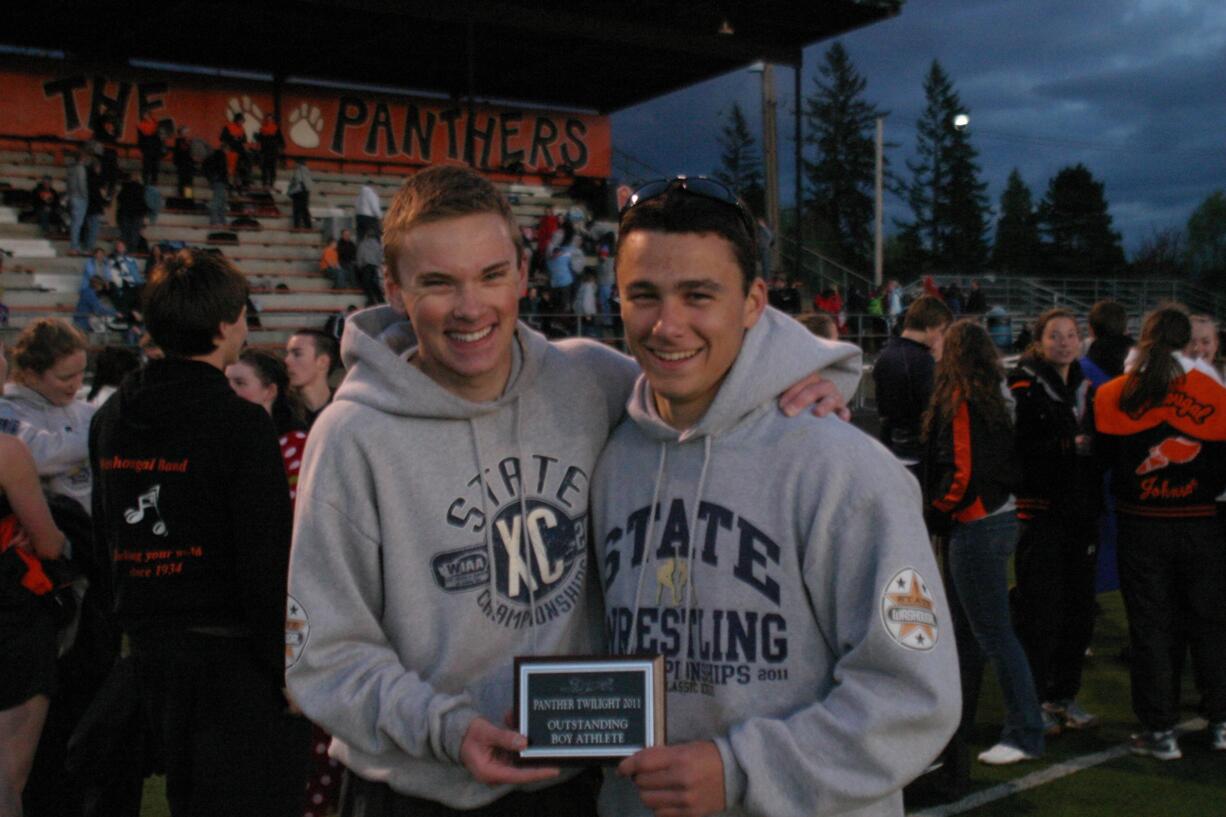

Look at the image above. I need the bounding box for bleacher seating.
[0,146,602,349]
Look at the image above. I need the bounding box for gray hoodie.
[0,383,96,515]
[286,305,638,808]
[592,311,960,817]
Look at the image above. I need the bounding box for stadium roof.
[5,1,900,113]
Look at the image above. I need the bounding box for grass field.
[138,592,1223,817]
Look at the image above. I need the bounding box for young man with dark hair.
[285,328,338,428]
[286,168,851,817]
[1082,299,1132,386]
[90,248,309,817]
[872,294,953,470]
[593,179,959,817]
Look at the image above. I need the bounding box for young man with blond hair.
[287,166,852,817]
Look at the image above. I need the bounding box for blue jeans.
[68,194,87,250]
[83,214,102,252]
[946,511,1045,755]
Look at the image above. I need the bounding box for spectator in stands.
[0,319,95,513]
[767,274,801,314]
[354,180,382,239]
[91,111,120,197]
[355,229,384,305]
[924,320,1044,767]
[885,278,904,331]
[220,111,249,188]
[256,114,285,189]
[84,345,140,408]
[0,433,67,817]
[595,233,616,321]
[322,304,358,345]
[533,204,559,275]
[65,152,89,255]
[90,248,309,817]
[1189,314,1226,382]
[574,269,599,337]
[319,238,343,289]
[288,159,312,230]
[108,240,145,321]
[965,279,988,315]
[203,148,229,226]
[145,243,164,281]
[31,174,61,237]
[74,266,119,333]
[872,295,952,476]
[546,226,580,312]
[144,178,163,226]
[115,172,148,251]
[337,227,357,286]
[943,281,964,316]
[1081,300,1133,386]
[1008,309,1102,736]
[284,329,338,429]
[172,126,196,197]
[136,111,165,186]
[1093,306,1226,759]
[923,275,944,301]
[813,286,846,334]
[83,157,110,252]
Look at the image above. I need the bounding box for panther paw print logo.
[226,96,264,141]
[289,103,325,149]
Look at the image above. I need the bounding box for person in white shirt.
[354,181,383,239]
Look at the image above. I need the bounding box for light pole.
[750,62,781,275]
[874,117,884,288]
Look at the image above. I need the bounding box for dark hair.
[1088,300,1128,339]
[1120,306,1192,417]
[616,189,757,293]
[801,313,839,341]
[88,345,140,400]
[290,328,339,372]
[923,320,1011,440]
[13,318,88,375]
[1029,308,1078,360]
[902,295,953,332]
[143,249,249,357]
[237,349,306,436]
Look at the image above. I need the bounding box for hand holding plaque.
[514,656,666,764]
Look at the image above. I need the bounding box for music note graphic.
[124,485,169,536]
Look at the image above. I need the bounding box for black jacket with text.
[89,358,292,684]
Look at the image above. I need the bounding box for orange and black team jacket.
[1094,367,1226,520]
[928,398,1019,525]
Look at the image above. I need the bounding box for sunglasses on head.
[620,176,757,239]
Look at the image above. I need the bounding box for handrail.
[778,234,875,295]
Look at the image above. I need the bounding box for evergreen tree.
[902,61,989,274]
[1037,163,1125,278]
[1186,190,1226,287]
[803,41,887,272]
[712,102,765,217]
[991,169,1041,275]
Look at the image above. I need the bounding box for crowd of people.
[0,165,1223,817]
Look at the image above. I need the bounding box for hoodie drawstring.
[514,398,540,653]
[629,444,669,633]
[679,436,713,671]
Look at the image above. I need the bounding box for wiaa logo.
[432,498,584,604]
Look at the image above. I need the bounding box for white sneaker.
[977,743,1038,766]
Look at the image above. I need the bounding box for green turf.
[138,592,1223,817]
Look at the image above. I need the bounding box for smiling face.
[617,230,765,430]
[387,212,526,402]
[1039,315,1080,371]
[23,349,87,407]
[1190,319,1219,362]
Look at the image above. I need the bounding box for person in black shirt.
[872,295,952,477]
[89,249,309,817]
[284,328,337,429]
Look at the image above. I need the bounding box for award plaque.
[514,655,665,764]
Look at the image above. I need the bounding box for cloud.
[613,0,1226,253]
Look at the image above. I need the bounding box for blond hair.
[382,165,522,284]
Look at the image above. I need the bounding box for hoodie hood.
[626,306,862,442]
[336,304,548,420]
[114,358,233,431]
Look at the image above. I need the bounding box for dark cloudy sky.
[610,0,1226,255]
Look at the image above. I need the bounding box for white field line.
[909,718,1208,817]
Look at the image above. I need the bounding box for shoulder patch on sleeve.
[880,568,939,652]
[286,594,310,667]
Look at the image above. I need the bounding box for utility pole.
[760,63,781,274]
[874,117,884,287]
